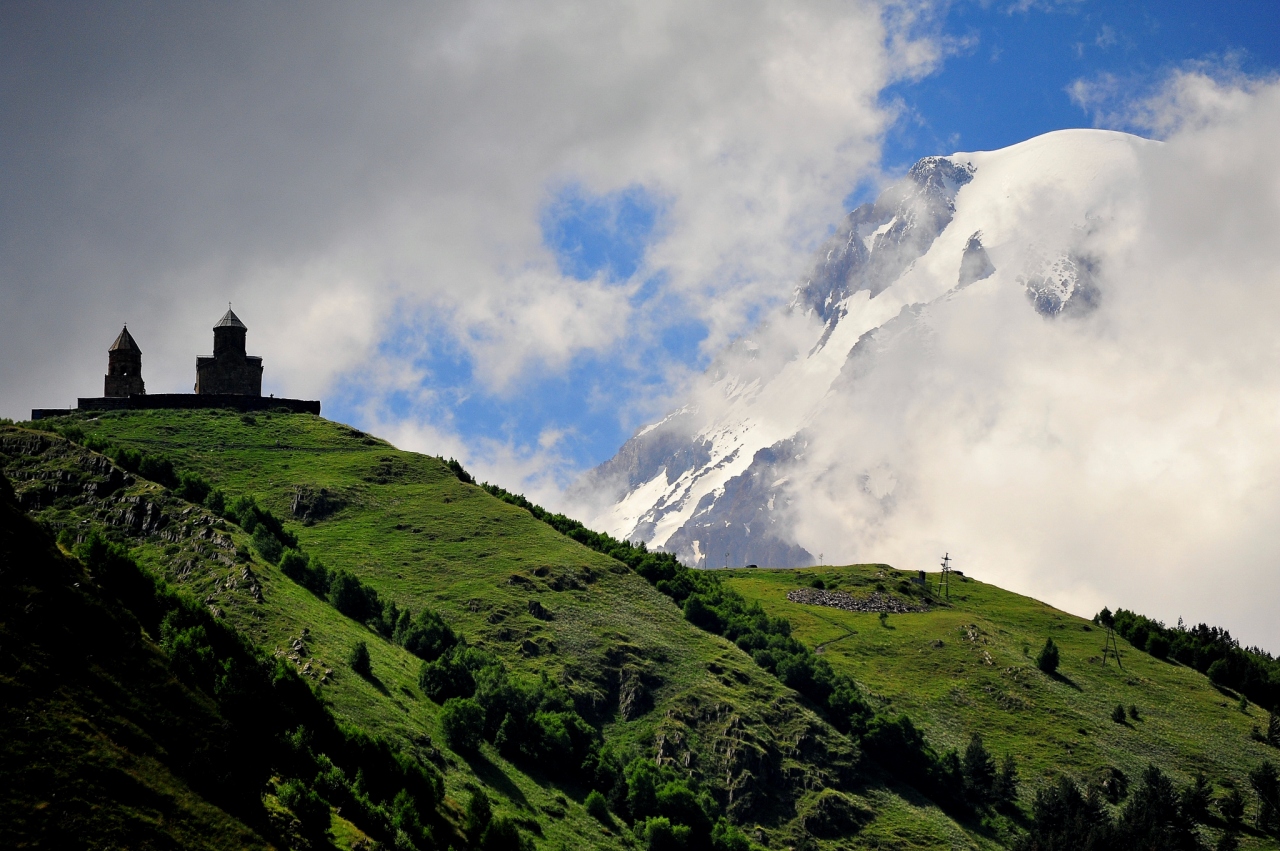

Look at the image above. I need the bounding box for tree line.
[1098,606,1280,710]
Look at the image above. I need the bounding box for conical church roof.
[214,308,247,330]
[109,326,140,353]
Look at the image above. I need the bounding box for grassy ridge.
[719,564,1279,849]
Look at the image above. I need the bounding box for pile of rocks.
[786,588,928,614]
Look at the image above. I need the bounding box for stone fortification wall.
[31,394,320,421]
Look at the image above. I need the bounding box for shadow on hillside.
[1049,671,1082,692]
[463,751,530,810]
[357,671,389,696]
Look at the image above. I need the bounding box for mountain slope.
[4,411,1276,848]
[2,411,988,850]
[575,129,1156,569]
[724,564,1270,790]
[0,470,273,850]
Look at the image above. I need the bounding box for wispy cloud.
[1068,56,1275,136]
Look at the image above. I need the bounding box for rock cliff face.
[576,130,1154,566]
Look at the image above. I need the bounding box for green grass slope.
[721,564,1280,849]
[0,410,989,850]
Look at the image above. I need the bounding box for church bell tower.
[103,326,145,397]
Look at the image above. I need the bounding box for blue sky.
[882,0,1280,171]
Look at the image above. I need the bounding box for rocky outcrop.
[0,427,260,617]
[786,588,928,614]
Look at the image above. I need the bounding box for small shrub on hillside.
[1129,704,1140,721]
[252,524,284,564]
[390,788,432,849]
[328,569,383,622]
[710,819,752,851]
[809,578,825,589]
[480,816,530,851]
[204,488,226,515]
[137,454,177,487]
[1097,766,1129,804]
[445,457,475,485]
[465,787,493,842]
[276,778,331,840]
[349,641,372,678]
[174,470,211,504]
[393,608,458,662]
[419,651,477,703]
[1111,704,1127,724]
[638,816,691,851]
[440,697,485,751]
[280,549,331,597]
[1036,637,1060,675]
[1218,786,1245,827]
[585,789,611,822]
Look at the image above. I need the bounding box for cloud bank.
[0,0,938,497]
[779,72,1280,649]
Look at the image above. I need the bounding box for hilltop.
[721,565,1274,802]
[1,408,1275,850]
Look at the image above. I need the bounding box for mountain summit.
[577,129,1156,568]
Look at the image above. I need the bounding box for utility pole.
[940,552,952,600]
[1099,609,1124,668]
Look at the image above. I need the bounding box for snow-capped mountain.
[575,129,1156,567]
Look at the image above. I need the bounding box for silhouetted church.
[31,309,320,420]
[195,308,263,396]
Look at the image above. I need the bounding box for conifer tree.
[961,733,997,805]
[1036,638,1060,675]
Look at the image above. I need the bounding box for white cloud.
[780,76,1280,648]
[1069,59,1275,137]
[0,1,939,438]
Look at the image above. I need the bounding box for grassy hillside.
[6,408,1275,850]
[0,462,446,851]
[1,410,988,851]
[720,564,1280,849]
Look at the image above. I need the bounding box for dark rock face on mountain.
[1020,253,1100,317]
[792,157,975,349]
[661,438,814,569]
